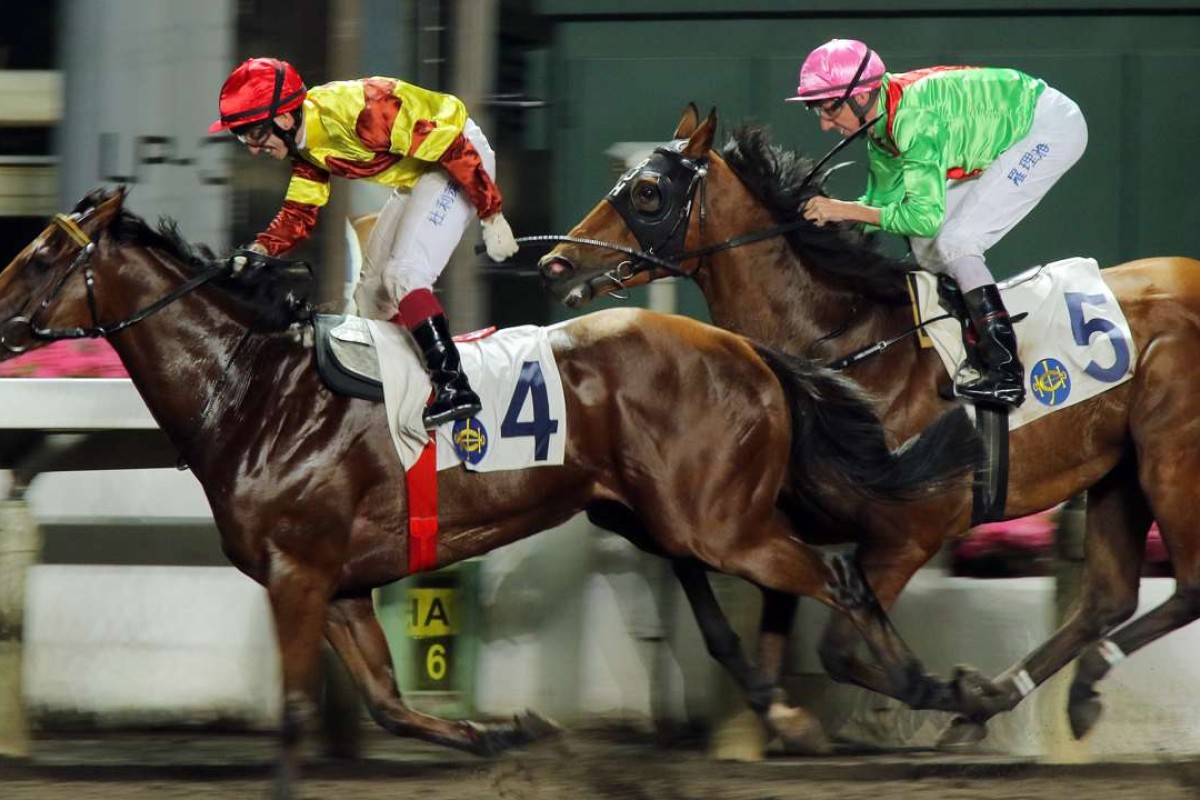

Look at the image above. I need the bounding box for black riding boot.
[957,285,1026,407]
[408,314,482,428]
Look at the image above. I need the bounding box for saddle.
[313,314,384,402]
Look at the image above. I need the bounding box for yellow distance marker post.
[375,561,479,717]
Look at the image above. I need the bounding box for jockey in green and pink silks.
[791,39,1089,407]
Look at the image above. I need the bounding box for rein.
[825,312,952,371]
[0,213,231,353]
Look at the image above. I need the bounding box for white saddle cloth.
[331,319,567,472]
[913,257,1138,430]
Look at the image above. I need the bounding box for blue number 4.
[501,361,560,460]
[1064,292,1130,383]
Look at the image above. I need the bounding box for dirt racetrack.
[3,728,1199,800]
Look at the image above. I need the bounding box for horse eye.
[28,248,53,270]
[631,179,662,214]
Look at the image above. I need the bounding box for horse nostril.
[539,256,573,279]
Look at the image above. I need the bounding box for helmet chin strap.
[272,109,303,158]
[847,88,880,127]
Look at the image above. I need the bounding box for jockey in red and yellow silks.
[253,76,503,255]
[211,57,519,428]
[788,39,1088,408]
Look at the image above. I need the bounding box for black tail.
[754,344,983,512]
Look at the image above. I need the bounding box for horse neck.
[96,247,266,460]
[692,162,893,352]
[691,218,938,424]
[694,239,889,353]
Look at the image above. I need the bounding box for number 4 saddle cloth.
[911,256,1138,431]
[318,316,567,472]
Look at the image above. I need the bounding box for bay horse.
[539,103,1200,747]
[0,188,983,797]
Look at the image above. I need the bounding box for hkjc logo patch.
[452,417,488,465]
[1030,357,1071,406]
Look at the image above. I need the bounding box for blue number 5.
[1064,292,1130,383]
[501,361,560,460]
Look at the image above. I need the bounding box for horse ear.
[85,186,128,231]
[672,102,701,139]
[681,107,717,158]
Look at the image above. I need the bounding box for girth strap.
[971,405,1010,525]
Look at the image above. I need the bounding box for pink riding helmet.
[787,39,886,103]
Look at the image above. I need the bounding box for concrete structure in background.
[58,0,234,245]
[0,71,60,219]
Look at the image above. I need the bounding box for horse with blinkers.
[540,103,1200,747]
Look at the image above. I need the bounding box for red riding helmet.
[208,57,307,134]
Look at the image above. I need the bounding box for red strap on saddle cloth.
[407,434,438,573]
[405,323,496,573]
[453,325,496,343]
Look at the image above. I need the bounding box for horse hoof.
[470,710,563,756]
[953,665,1008,717]
[514,709,564,744]
[937,715,988,749]
[1068,684,1103,740]
[767,702,831,755]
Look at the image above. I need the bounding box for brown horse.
[348,209,986,753]
[539,103,1200,747]
[0,188,982,797]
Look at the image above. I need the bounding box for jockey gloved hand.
[481,213,519,262]
[231,241,270,274]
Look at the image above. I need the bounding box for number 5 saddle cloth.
[316,316,567,473]
[910,256,1138,431]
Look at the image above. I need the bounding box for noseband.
[0,211,231,353]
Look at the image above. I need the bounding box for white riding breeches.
[908,87,1088,289]
[354,118,497,320]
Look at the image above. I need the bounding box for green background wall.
[525,2,1200,320]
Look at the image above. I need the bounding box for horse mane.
[89,195,314,330]
[718,126,913,305]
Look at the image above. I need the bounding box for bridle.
[0,211,231,354]
[522,119,877,299]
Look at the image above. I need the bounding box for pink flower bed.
[0,340,127,378]
[955,508,1058,560]
[955,507,1168,569]
[1146,523,1167,564]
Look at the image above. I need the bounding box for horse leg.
[938,459,1149,747]
[1068,453,1200,739]
[324,595,559,754]
[754,589,829,752]
[672,560,829,753]
[756,589,799,686]
[814,540,942,697]
[588,501,825,751]
[816,614,876,689]
[716,528,976,717]
[267,555,337,800]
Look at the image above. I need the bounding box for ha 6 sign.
[377,562,479,714]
